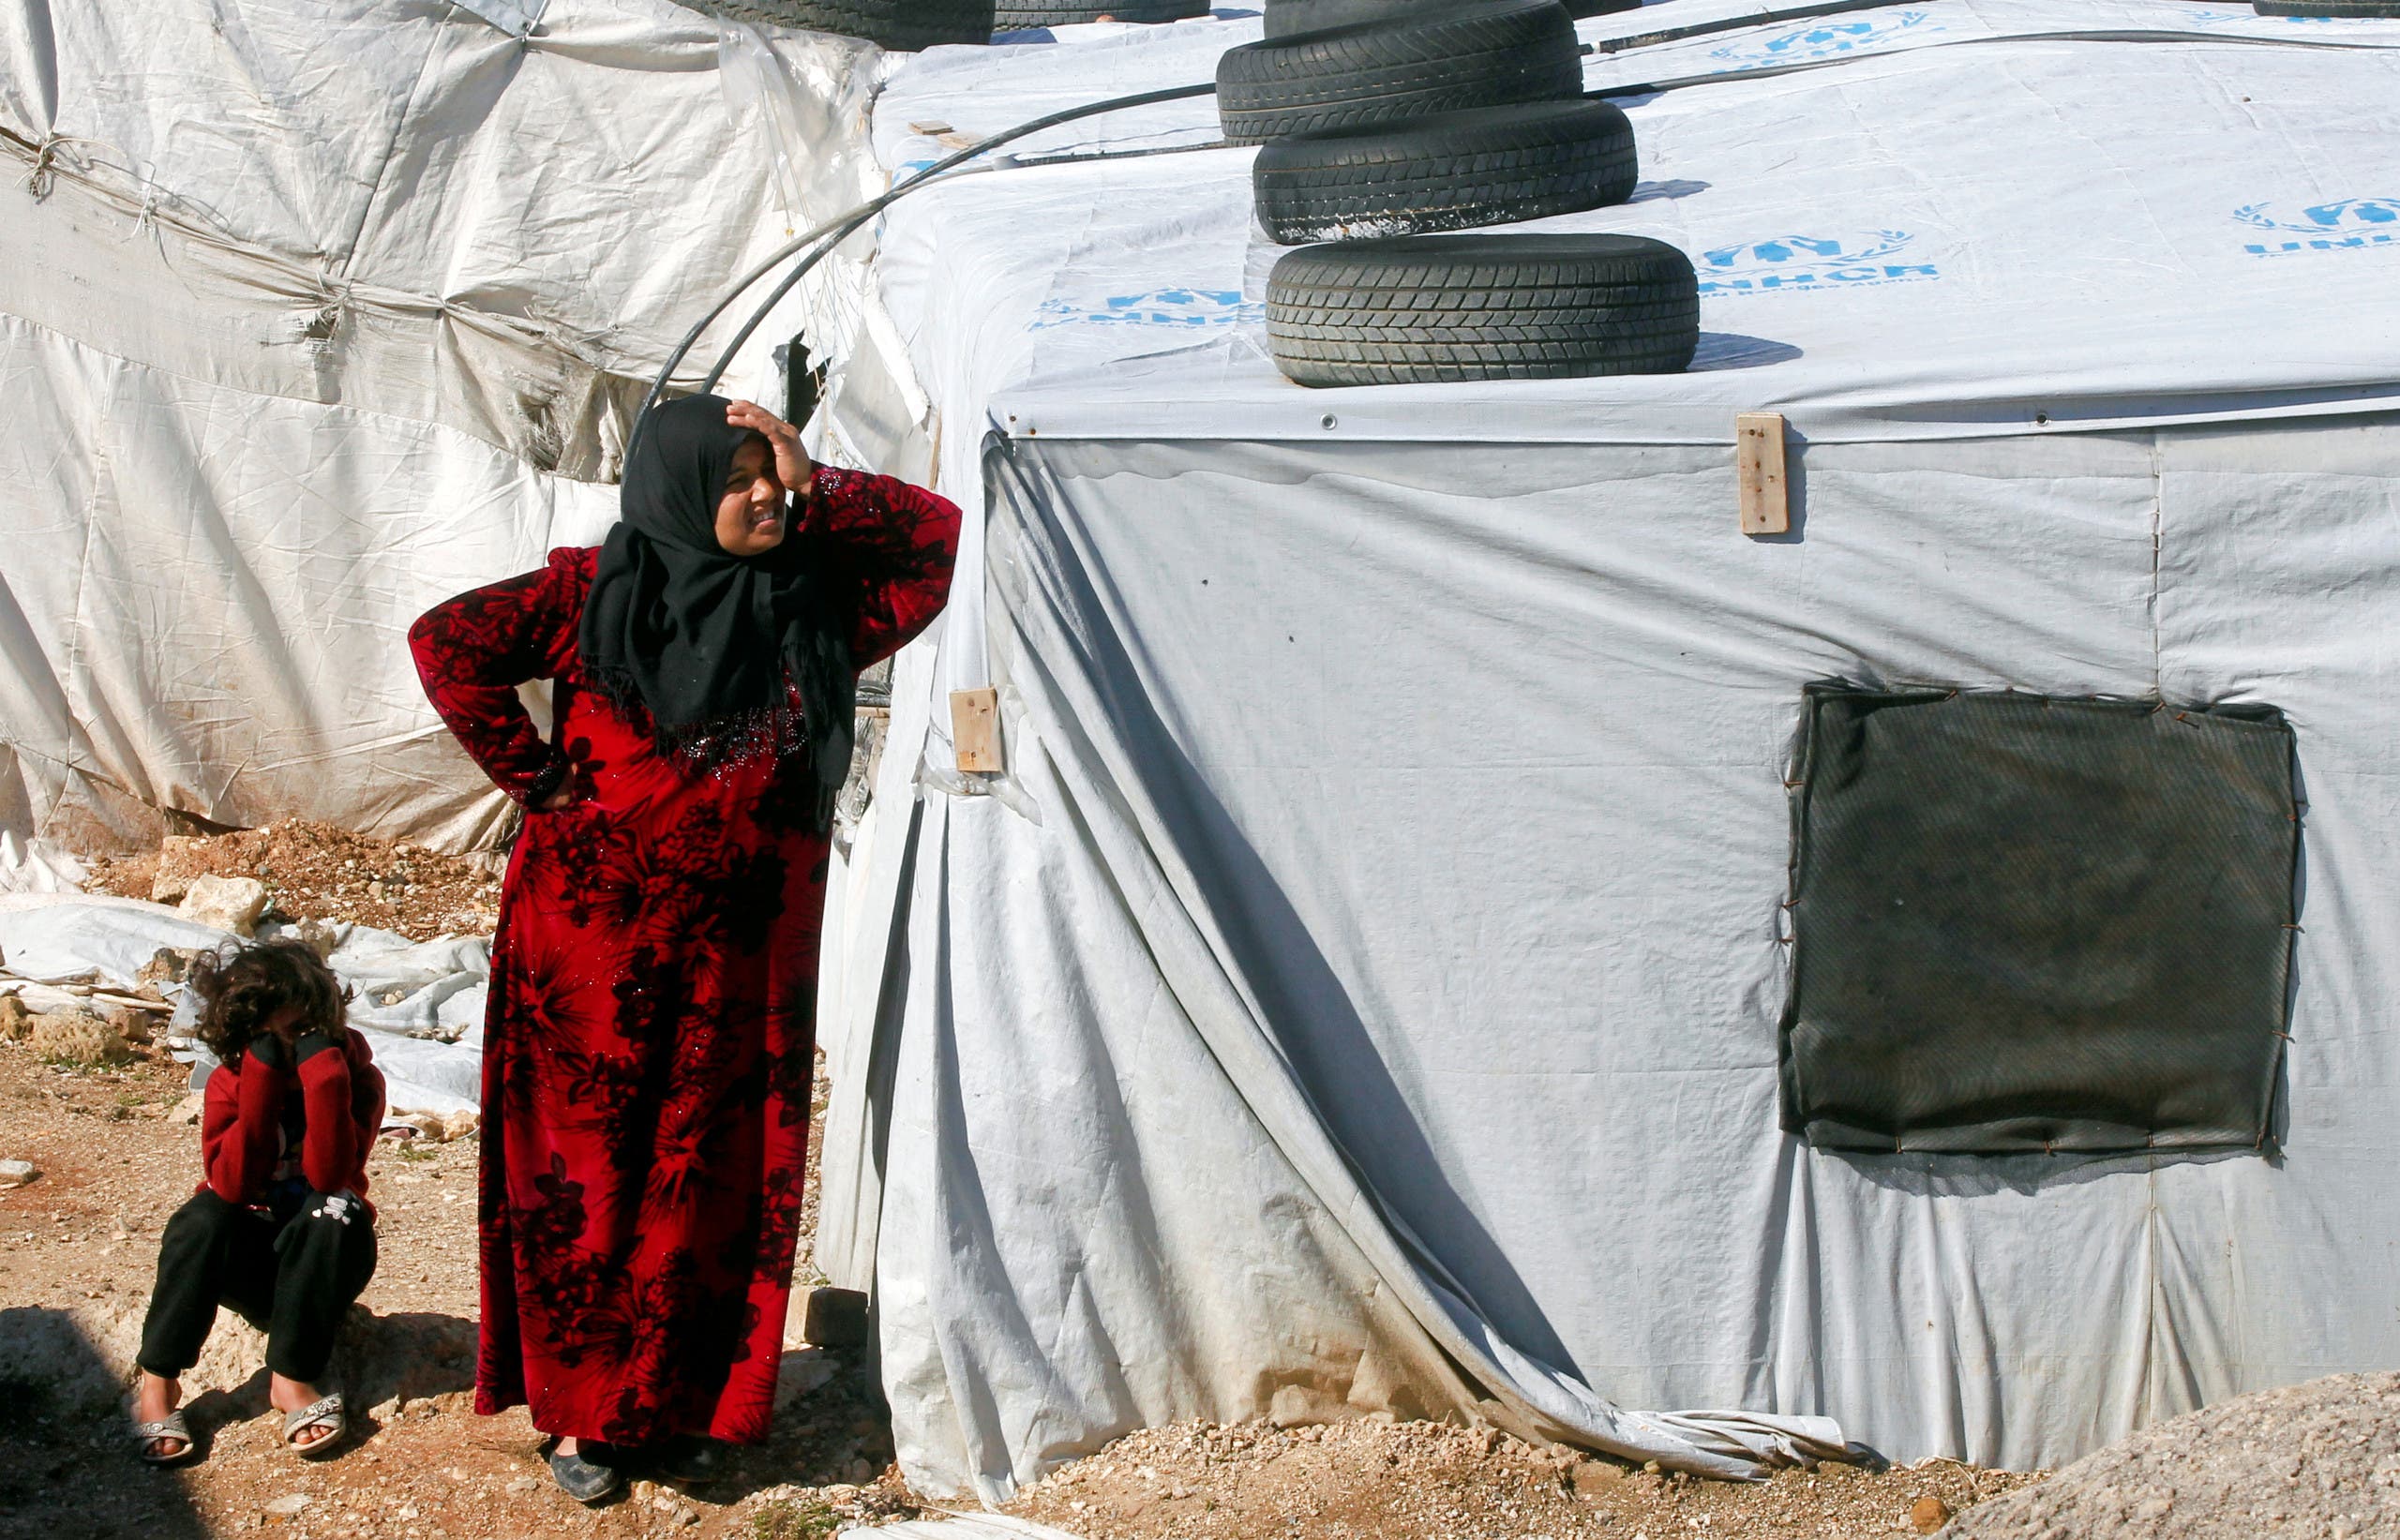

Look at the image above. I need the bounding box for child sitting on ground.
[131,937,385,1463]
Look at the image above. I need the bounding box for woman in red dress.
[410,395,958,1502]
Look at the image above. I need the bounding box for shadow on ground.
[0,1306,210,1540]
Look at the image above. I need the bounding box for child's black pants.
[137,1189,377,1383]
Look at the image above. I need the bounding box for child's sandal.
[281,1393,346,1457]
[132,1410,196,1465]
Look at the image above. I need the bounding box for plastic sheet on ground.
[0,893,484,1114]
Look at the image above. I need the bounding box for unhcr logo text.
[1709,11,1936,66]
[1695,231,1942,297]
[2236,199,2400,258]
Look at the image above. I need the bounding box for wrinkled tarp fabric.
[0,0,876,852]
[848,424,2400,1500]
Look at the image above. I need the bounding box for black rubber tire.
[1264,0,1633,37]
[668,0,996,49]
[1264,0,1475,37]
[1253,99,1637,244]
[1217,0,1586,146]
[2253,0,2400,12]
[1265,233,1698,386]
[997,0,1210,23]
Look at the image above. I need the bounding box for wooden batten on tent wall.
[1737,412,1790,536]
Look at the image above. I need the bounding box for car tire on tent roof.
[1265,232,1698,385]
[996,0,1211,24]
[666,0,996,50]
[1216,0,1587,145]
[1253,99,1638,244]
[1264,0,1636,37]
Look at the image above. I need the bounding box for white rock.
[262,1493,311,1517]
[169,1092,205,1127]
[180,875,269,936]
[394,1110,449,1142]
[26,1011,131,1067]
[0,1159,38,1187]
[149,836,204,905]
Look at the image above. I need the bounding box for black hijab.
[578,393,853,828]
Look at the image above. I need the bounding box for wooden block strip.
[951,687,1003,774]
[1737,411,1790,536]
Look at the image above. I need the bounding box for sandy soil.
[1945,1372,2400,1540]
[1004,1418,2036,1540]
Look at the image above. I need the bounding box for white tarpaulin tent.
[789,0,2400,1504]
[0,0,885,854]
[8,0,2400,1510]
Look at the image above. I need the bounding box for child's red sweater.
[199,1027,386,1216]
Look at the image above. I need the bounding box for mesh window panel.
[1779,686,2298,1155]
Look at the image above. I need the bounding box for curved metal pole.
[631,80,1218,456]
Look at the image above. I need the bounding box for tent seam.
[2148,431,2165,697]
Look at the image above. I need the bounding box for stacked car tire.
[998,1,1214,25]
[1226,0,1698,385]
[669,0,995,49]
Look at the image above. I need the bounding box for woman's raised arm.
[803,469,963,668]
[408,548,592,806]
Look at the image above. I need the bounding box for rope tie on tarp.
[25,134,63,199]
[291,269,356,352]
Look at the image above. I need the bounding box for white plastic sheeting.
[0,892,485,1113]
[797,0,2400,1503]
[0,0,878,852]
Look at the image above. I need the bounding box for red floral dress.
[409,468,958,1445]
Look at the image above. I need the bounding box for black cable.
[1001,136,1232,169]
[1589,24,2400,98]
[635,80,1218,450]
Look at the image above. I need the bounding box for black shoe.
[656,1436,731,1485]
[548,1443,622,1503]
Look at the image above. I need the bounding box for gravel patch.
[1943,1372,2400,1540]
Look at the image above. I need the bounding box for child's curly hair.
[188,938,351,1068]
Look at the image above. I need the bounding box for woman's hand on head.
[726,400,815,501]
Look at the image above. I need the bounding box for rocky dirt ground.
[0,1039,2045,1540]
[1944,1372,2400,1540]
[3,828,2071,1540]
[82,823,504,942]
